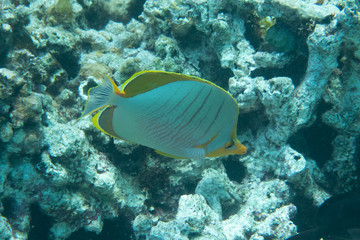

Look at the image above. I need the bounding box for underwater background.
[0,0,359,239]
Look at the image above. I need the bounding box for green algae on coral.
[50,0,73,24]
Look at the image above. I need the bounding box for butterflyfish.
[80,70,247,159]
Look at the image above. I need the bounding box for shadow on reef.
[250,54,308,87]
[354,136,360,185]
[67,213,135,240]
[1,197,14,224]
[244,15,310,87]
[223,156,246,184]
[2,188,135,240]
[237,106,270,138]
[28,204,53,240]
[78,0,146,30]
[287,192,360,240]
[199,53,233,91]
[222,157,246,219]
[288,100,337,168]
[51,50,80,79]
[175,26,234,91]
[287,193,317,236]
[138,155,196,221]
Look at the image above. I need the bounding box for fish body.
[81,71,247,159]
[287,192,360,240]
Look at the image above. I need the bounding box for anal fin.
[155,150,183,159]
[93,106,122,139]
[155,148,205,159]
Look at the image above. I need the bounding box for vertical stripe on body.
[129,84,183,126]
[152,85,208,146]
[111,80,238,158]
[166,87,213,146]
[143,82,204,141]
[145,86,197,138]
[112,81,197,147]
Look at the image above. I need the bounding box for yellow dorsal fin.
[120,70,223,98]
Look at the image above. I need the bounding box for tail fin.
[80,76,121,118]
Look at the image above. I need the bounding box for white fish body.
[81,71,247,159]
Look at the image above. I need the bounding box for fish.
[287,192,360,240]
[80,70,247,159]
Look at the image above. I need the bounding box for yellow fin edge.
[120,71,238,107]
[92,108,121,139]
[79,75,121,119]
[106,75,122,96]
[206,122,247,157]
[155,150,184,159]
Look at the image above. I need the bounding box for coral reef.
[0,0,359,239]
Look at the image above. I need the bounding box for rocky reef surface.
[0,0,359,239]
